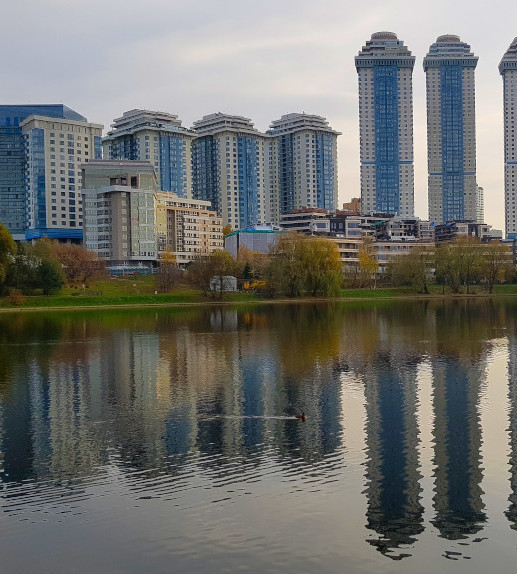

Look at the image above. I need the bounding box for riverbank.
[2,284,517,313]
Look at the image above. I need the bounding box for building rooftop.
[499,37,517,74]
[268,113,341,136]
[0,104,87,126]
[424,35,478,68]
[105,109,194,138]
[192,112,263,136]
[355,32,414,66]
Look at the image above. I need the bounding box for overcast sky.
[3,0,517,230]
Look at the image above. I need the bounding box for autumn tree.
[434,236,484,294]
[302,236,343,296]
[236,246,268,279]
[156,249,181,292]
[479,240,514,293]
[187,250,238,299]
[266,232,307,297]
[388,246,434,294]
[358,236,379,288]
[0,223,17,294]
[53,242,106,285]
[222,224,233,237]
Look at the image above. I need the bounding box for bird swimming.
[295,412,306,421]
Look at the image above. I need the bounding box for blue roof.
[0,105,87,127]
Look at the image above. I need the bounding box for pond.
[0,300,516,573]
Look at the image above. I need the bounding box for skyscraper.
[191,113,277,229]
[355,32,415,217]
[103,109,195,199]
[0,105,100,240]
[424,35,478,225]
[499,38,517,239]
[267,113,340,214]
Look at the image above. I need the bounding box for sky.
[2,0,517,231]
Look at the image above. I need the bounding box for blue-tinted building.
[103,110,195,199]
[424,35,479,225]
[355,32,415,217]
[268,113,340,214]
[0,105,102,241]
[192,113,277,229]
[0,105,86,240]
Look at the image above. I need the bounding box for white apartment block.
[355,32,415,217]
[424,35,478,225]
[500,38,517,239]
[192,113,278,229]
[267,113,340,214]
[21,115,103,240]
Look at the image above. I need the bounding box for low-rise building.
[224,225,281,258]
[434,221,494,243]
[280,208,330,234]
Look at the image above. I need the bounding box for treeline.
[0,223,106,299]
[186,232,343,298]
[387,236,514,294]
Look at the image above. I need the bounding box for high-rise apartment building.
[424,35,478,225]
[82,160,158,263]
[355,32,415,217]
[192,113,277,229]
[103,109,195,199]
[500,38,517,239]
[22,114,103,241]
[0,105,100,240]
[267,113,340,214]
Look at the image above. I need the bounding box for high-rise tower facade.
[191,113,277,229]
[355,32,415,216]
[500,38,517,239]
[103,110,195,199]
[424,35,478,225]
[268,113,340,214]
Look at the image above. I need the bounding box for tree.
[266,232,343,297]
[434,236,484,294]
[302,237,343,296]
[236,246,268,279]
[53,243,106,285]
[358,236,379,288]
[187,250,238,299]
[389,246,434,294]
[0,223,17,294]
[37,259,66,295]
[222,224,233,237]
[156,249,181,292]
[266,232,306,297]
[479,240,514,293]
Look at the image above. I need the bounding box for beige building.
[21,114,103,239]
[155,191,223,266]
[82,160,223,266]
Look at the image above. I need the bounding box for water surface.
[0,300,516,572]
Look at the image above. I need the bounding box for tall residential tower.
[424,35,478,225]
[500,38,517,239]
[103,109,195,199]
[268,113,340,214]
[355,32,415,216]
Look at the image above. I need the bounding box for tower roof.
[423,35,478,69]
[355,32,415,69]
[499,37,517,74]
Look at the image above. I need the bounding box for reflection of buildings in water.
[431,359,486,539]
[363,352,424,559]
[104,330,166,470]
[506,330,517,529]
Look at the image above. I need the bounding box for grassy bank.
[2,274,517,311]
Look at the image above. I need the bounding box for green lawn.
[2,274,517,310]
